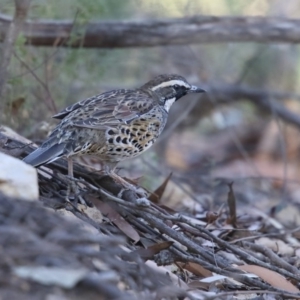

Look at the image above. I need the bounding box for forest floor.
[0,124,300,300]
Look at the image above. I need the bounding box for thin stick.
[68,157,73,177]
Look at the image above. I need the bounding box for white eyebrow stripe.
[151,79,190,91]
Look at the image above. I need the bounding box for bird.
[23,74,205,186]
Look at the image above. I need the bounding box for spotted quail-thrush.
[23,74,205,181]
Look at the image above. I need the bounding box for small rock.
[13,266,88,288]
[0,152,38,201]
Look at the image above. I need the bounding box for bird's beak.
[188,85,206,93]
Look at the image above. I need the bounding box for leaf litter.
[1,127,300,299]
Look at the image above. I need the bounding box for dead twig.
[242,241,299,275]
[205,289,300,300]
[13,51,57,114]
[205,84,300,129]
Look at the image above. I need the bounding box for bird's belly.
[101,116,164,161]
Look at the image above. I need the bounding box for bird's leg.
[66,157,74,199]
[109,169,136,189]
[104,163,147,197]
[102,163,130,187]
[66,157,86,205]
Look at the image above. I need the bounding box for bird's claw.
[66,178,87,206]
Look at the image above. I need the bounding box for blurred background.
[1,0,300,223]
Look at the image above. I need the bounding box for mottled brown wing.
[69,90,156,130]
[52,89,128,119]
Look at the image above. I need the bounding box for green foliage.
[14,34,27,56]
[28,0,133,20]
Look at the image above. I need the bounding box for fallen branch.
[204,84,300,129]
[2,14,300,48]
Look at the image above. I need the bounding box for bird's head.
[141,74,205,112]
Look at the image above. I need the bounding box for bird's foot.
[66,178,87,206]
[109,171,148,198]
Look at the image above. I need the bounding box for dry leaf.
[255,237,294,256]
[81,205,103,224]
[237,264,300,293]
[187,280,210,290]
[295,248,300,258]
[206,211,219,224]
[227,182,237,227]
[95,201,140,243]
[177,262,212,278]
[148,173,172,203]
[200,274,229,283]
[130,241,173,260]
[146,260,188,289]
[8,97,25,116]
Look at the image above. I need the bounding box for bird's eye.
[174,85,179,89]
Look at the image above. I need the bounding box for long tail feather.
[23,143,66,167]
